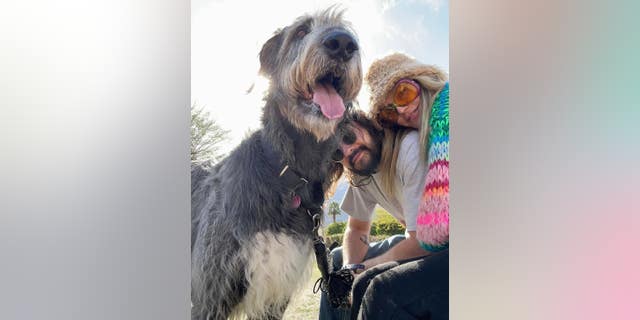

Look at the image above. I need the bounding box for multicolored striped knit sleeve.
[417,82,449,252]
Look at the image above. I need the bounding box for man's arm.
[361,231,428,270]
[341,216,371,266]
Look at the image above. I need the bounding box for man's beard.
[348,144,381,177]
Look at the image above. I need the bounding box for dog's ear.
[259,29,284,77]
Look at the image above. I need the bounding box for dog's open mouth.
[305,72,346,120]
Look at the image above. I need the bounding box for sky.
[192,0,449,153]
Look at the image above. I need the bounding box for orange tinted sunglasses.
[376,79,420,127]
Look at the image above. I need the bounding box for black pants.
[350,249,449,320]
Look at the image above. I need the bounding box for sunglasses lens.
[393,81,419,106]
[342,129,356,145]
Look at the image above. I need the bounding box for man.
[319,110,429,320]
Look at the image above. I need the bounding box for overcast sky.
[192,0,449,153]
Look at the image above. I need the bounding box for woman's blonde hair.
[377,127,411,197]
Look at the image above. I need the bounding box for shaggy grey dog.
[191,8,362,320]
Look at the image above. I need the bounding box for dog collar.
[276,164,308,210]
[260,137,314,208]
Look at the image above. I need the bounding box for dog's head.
[259,7,363,141]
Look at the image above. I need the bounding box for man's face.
[338,123,382,176]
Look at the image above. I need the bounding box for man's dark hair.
[347,110,384,140]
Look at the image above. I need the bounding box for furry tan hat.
[366,52,446,114]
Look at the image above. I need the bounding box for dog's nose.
[322,31,358,61]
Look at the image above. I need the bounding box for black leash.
[309,207,353,310]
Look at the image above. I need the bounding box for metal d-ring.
[312,213,321,234]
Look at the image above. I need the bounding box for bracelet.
[342,263,365,272]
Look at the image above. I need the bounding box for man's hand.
[326,268,354,309]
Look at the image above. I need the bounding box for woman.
[349,53,450,320]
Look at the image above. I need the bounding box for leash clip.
[308,210,321,235]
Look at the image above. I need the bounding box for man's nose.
[339,142,353,158]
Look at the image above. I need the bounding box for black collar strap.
[277,164,310,192]
[260,136,310,196]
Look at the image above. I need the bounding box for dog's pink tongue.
[312,83,345,119]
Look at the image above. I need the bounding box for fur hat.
[365,52,445,114]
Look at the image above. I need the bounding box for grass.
[283,264,322,319]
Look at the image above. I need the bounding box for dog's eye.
[296,26,309,39]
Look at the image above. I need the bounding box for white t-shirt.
[340,131,427,232]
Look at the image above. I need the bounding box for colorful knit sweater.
[417,82,449,252]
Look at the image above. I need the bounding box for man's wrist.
[342,263,365,273]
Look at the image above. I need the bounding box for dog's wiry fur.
[259,8,362,142]
[191,8,362,320]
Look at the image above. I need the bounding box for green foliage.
[326,222,346,235]
[373,207,397,224]
[369,223,379,236]
[374,220,405,236]
[371,206,405,236]
[323,207,405,249]
[327,201,342,224]
[191,104,230,163]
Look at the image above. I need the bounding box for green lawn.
[283,264,322,319]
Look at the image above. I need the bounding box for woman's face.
[381,80,422,129]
